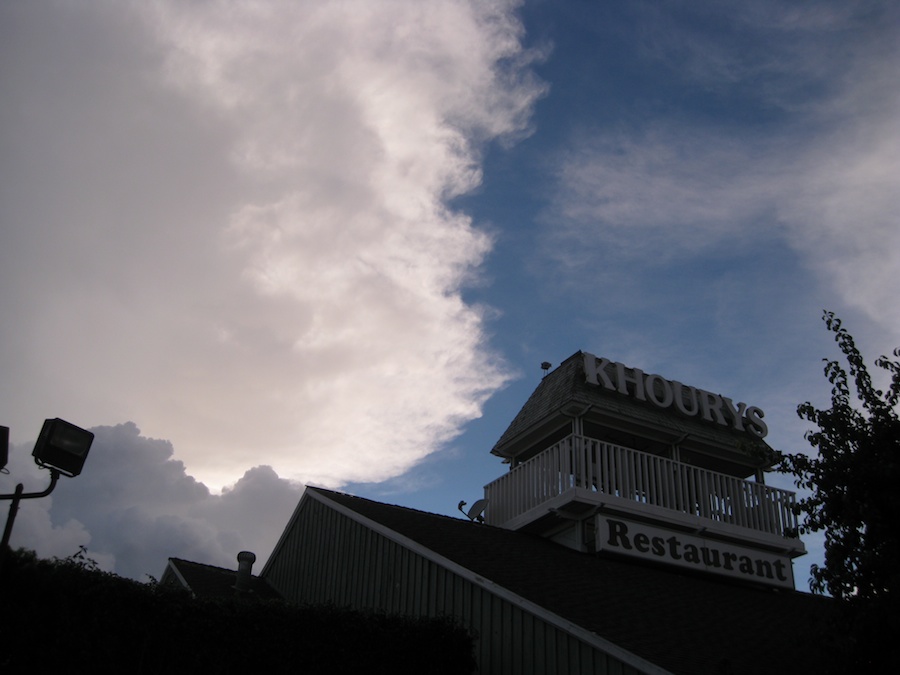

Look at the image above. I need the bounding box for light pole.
[0,419,95,572]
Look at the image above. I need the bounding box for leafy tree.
[777,311,900,667]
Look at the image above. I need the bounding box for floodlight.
[32,418,94,477]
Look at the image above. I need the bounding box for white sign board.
[595,515,794,590]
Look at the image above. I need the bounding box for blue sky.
[2,1,897,584]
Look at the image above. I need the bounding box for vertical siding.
[264,497,649,675]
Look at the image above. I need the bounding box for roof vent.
[234,550,256,594]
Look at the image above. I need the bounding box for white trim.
[164,558,192,593]
[259,489,308,577]
[499,487,806,556]
[307,487,674,675]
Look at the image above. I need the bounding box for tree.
[777,311,900,667]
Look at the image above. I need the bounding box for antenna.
[458,498,488,523]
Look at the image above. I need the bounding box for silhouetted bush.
[0,548,475,674]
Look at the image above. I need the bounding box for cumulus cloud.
[1,424,300,580]
[0,1,545,490]
[547,0,900,335]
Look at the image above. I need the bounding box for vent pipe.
[234,550,256,594]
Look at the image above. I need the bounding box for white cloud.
[0,1,545,490]
[547,1,900,337]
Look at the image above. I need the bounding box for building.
[172,351,834,673]
[482,351,806,586]
[264,485,832,674]
[258,352,832,674]
[161,552,281,601]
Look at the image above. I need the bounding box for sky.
[1,1,897,585]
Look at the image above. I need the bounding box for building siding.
[263,495,650,675]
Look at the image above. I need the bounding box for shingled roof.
[491,352,592,454]
[162,557,282,601]
[492,351,773,469]
[312,487,834,675]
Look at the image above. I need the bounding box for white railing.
[484,435,799,538]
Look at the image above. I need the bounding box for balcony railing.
[484,435,799,539]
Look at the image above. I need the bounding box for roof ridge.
[309,486,482,527]
[169,557,236,573]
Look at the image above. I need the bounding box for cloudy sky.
[1,1,897,585]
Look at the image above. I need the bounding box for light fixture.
[32,418,94,477]
[1,418,95,574]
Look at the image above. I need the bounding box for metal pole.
[0,483,24,576]
[0,470,60,575]
[1,483,24,551]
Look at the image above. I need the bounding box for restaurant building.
[167,351,832,673]
[256,352,831,674]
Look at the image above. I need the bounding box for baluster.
[634,451,641,503]
[697,470,708,519]
[600,443,608,495]
[486,436,801,537]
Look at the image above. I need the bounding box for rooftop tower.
[483,352,805,589]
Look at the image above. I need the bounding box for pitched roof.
[311,487,833,675]
[491,351,591,454]
[492,351,773,468]
[163,558,282,601]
